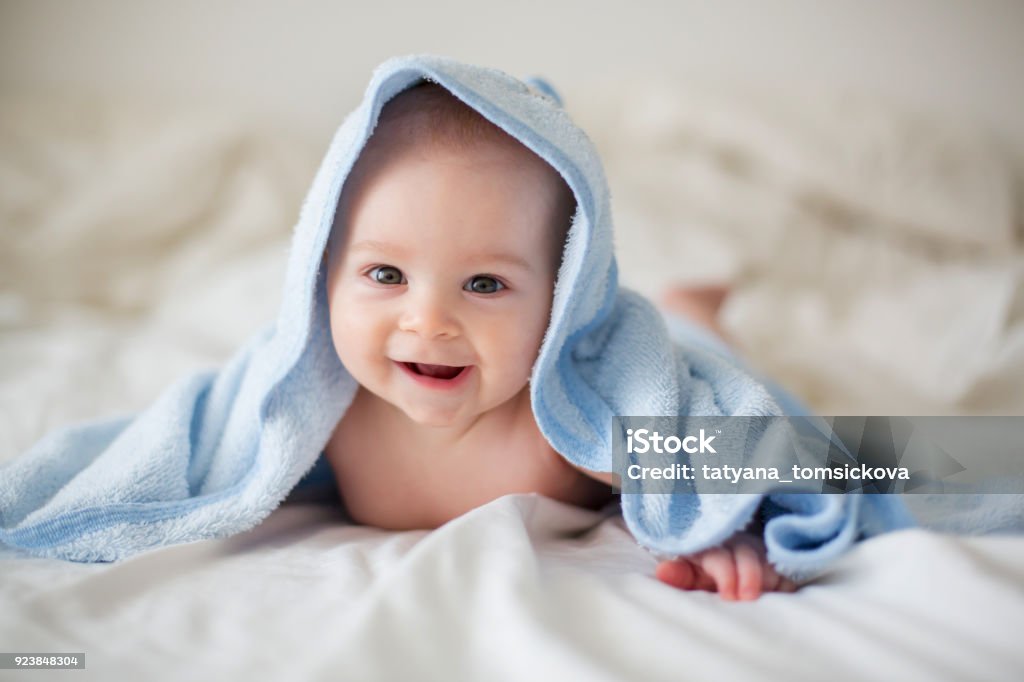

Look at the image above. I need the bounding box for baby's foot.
[659,284,731,341]
[654,531,798,601]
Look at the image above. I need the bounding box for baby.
[322,83,795,601]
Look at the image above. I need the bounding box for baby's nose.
[398,289,460,339]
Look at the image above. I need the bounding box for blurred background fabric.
[2,1,1022,453]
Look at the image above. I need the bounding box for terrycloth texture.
[0,55,1012,574]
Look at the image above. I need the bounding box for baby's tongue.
[415,363,462,379]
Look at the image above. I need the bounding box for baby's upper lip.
[394,359,471,368]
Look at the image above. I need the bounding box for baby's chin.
[396,392,515,430]
[401,403,466,425]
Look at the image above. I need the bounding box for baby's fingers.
[733,541,764,601]
[729,533,799,596]
[697,547,739,601]
[655,558,699,590]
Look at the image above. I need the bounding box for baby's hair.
[375,80,518,154]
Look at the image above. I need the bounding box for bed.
[2,78,1023,680]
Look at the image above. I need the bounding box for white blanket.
[2,83,1022,680]
[3,500,1022,680]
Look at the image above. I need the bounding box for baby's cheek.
[327,306,351,355]
[523,311,552,362]
[329,307,371,367]
[493,322,546,383]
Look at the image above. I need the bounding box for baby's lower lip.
[395,361,473,390]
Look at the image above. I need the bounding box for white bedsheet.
[3,500,1023,681]
[2,85,1023,680]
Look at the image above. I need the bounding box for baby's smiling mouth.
[401,362,467,380]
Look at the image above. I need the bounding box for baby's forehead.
[347,134,571,236]
[337,83,576,263]
[362,123,556,180]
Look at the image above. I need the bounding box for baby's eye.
[369,266,405,285]
[465,275,505,294]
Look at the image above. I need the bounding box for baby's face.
[326,139,566,429]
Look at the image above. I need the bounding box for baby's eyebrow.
[463,251,534,273]
[348,239,534,273]
[348,239,410,256]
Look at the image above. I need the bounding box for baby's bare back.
[324,388,612,530]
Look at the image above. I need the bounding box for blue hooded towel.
[0,55,1015,574]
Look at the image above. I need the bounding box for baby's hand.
[654,532,797,601]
